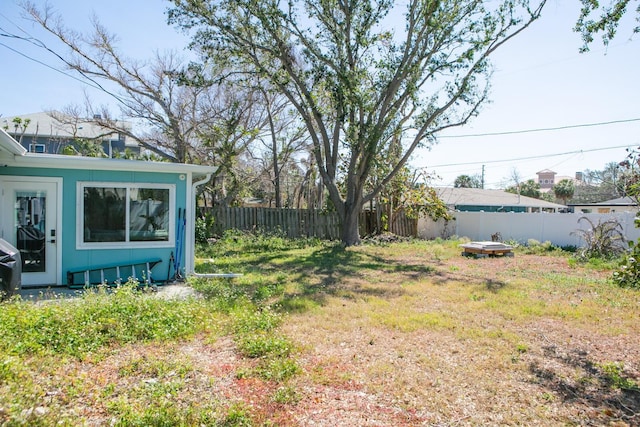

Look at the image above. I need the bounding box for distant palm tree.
[553,179,575,204]
[454,174,482,188]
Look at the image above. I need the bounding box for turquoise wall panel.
[1,166,188,285]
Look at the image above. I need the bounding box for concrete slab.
[17,283,199,302]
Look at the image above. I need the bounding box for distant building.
[436,187,566,213]
[535,169,582,193]
[1,112,138,157]
[536,169,557,190]
[568,196,638,214]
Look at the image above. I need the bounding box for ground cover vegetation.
[0,232,638,425]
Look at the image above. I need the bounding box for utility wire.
[423,144,637,169]
[438,118,640,138]
[0,23,129,108]
[1,12,638,151]
[0,41,106,91]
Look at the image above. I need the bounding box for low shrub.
[197,228,326,258]
[0,281,212,359]
[612,240,640,289]
[521,239,561,255]
[572,217,627,260]
[195,213,216,244]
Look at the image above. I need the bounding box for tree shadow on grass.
[430,269,509,292]
[200,243,516,314]
[485,278,507,292]
[529,346,640,425]
[245,245,436,313]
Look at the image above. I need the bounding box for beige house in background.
[536,169,579,193]
[536,169,557,190]
[568,196,639,214]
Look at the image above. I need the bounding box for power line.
[438,118,640,138]
[0,23,129,108]
[0,41,104,91]
[423,144,637,169]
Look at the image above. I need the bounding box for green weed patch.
[0,234,637,426]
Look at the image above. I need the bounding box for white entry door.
[0,177,61,286]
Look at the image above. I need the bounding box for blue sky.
[1,0,638,189]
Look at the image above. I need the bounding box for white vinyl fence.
[418,212,640,248]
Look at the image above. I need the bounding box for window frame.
[76,181,176,250]
[29,143,46,153]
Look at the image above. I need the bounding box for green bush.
[519,239,571,255]
[195,213,216,244]
[0,282,212,358]
[198,229,325,259]
[572,217,627,260]
[612,240,640,289]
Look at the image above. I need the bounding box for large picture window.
[78,182,174,248]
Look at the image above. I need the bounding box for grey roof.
[569,196,638,206]
[598,196,637,205]
[436,187,566,209]
[0,127,216,177]
[1,112,135,145]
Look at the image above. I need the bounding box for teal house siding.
[0,128,215,287]
[455,205,528,213]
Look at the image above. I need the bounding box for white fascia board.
[5,153,216,177]
[0,128,27,156]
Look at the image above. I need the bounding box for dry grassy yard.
[278,244,639,426]
[0,237,638,426]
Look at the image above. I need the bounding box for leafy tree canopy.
[618,144,640,205]
[505,179,542,199]
[454,174,483,188]
[575,0,640,51]
[169,0,545,245]
[553,178,575,204]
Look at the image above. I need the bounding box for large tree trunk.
[341,202,362,246]
[266,104,282,208]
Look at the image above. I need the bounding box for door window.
[15,191,47,273]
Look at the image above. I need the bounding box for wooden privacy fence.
[206,207,417,239]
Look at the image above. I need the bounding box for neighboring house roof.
[436,187,566,210]
[2,112,137,147]
[569,196,637,207]
[0,128,214,177]
[536,169,556,174]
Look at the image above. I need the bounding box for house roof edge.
[0,128,28,156]
[3,151,216,177]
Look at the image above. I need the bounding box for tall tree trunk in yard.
[341,201,362,246]
[270,128,281,208]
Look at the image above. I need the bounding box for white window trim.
[29,143,46,153]
[76,181,176,250]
